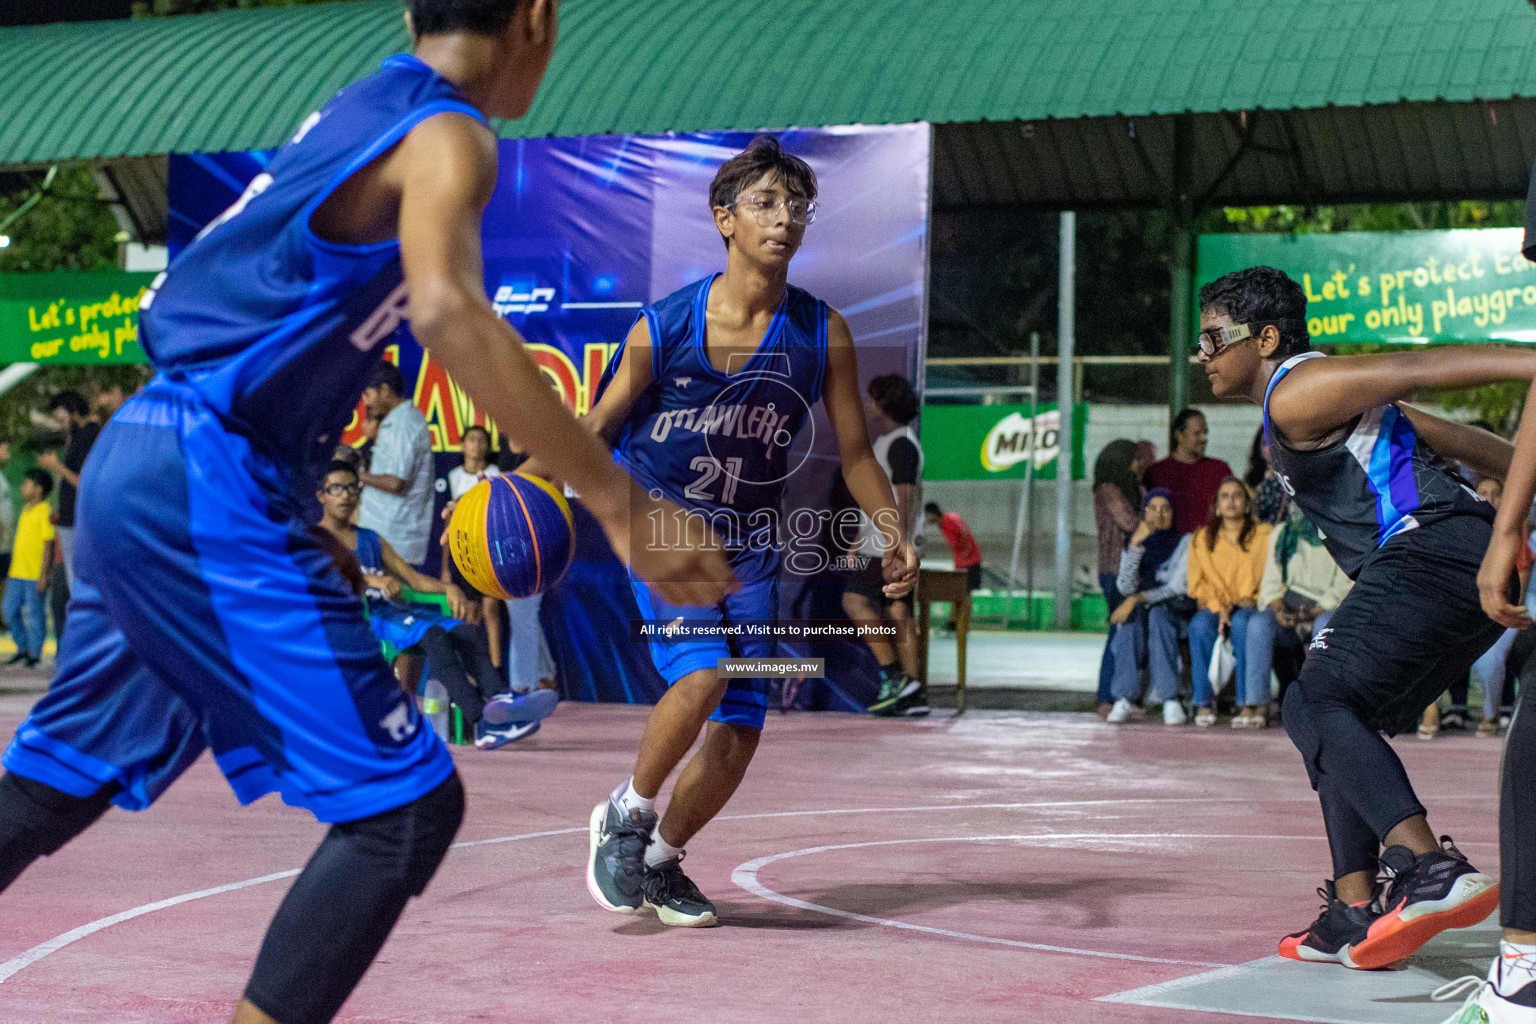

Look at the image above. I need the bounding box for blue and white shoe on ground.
[474,718,540,750]
[481,688,558,726]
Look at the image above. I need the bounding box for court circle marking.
[732,831,1326,968]
[0,795,1472,983]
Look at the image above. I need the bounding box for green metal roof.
[2,0,1535,165]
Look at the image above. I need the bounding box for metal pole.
[0,364,39,398]
[1002,332,1040,630]
[1025,330,1039,625]
[1054,213,1076,631]
[1168,113,1194,419]
[1169,228,1193,418]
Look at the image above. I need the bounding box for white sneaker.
[1195,707,1217,728]
[1433,958,1536,1023]
[1231,711,1253,729]
[1163,700,1187,726]
[1106,698,1133,724]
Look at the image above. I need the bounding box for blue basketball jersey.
[600,275,828,583]
[139,54,486,487]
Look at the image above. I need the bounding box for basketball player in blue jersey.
[0,3,734,1023]
[1194,266,1536,990]
[580,137,918,927]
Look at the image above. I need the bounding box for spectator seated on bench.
[1106,488,1193,726]
[1243,503,1350,730]
[314,460,554,749]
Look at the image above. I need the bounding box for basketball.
[447,472,575,600]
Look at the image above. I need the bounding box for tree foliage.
[1202,201,1530,429]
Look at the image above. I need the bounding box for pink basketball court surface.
[0,694,1506,1024]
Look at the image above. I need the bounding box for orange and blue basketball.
[447,473,575,600]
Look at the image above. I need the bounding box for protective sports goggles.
[1195,319,1308,358]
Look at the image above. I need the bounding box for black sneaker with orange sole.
[1348,837,1499,970]
[1279,880,1381,967]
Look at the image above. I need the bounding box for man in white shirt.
[358,361,434,566]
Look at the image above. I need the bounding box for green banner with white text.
[0,271,155,364]
[921,403,1086,481]
[1196,229,1536,345]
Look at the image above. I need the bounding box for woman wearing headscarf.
[1105,488,1192,725]
[1243,502,1351,729]
[1093,440,1146,715]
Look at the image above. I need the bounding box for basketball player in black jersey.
[1197,266,1536,981]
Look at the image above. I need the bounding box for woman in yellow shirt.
[1186,476,1271,727]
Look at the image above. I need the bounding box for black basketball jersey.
[1262,353,1492,579]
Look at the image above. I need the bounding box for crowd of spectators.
[1093,407,1534,734]
[1094,411,1354,730]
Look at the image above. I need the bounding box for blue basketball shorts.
[629,576,777,730]
[2,381,454,823]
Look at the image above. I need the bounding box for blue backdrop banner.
[169,125,931,712]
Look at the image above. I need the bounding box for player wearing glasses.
[1196,264,1536,974]
[579,136,918,927]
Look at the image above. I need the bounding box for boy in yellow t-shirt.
[6,469,55,667]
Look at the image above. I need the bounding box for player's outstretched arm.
[1480,373,1536,628]
[821,310,916,598]
[518,316,652,480]
[394,113,735,607]
[584,317,654,444]
[1398,405,1514,482]
[1269,346,1536,445]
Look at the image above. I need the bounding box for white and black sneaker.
[643,854,719,927]
[1433,953,1536,1023]
[896,679,930,717]
[586,799,655,914]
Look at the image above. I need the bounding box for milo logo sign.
[981,409,1060,473]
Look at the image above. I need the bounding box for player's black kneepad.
[0,772,118,857]
[334,770,465,895]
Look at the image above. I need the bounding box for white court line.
[731,832,1326,968]
[0,870,302,983]
[0,794,1493,986]
[1098,957,1391,1024]
[0,796,1273,984]
[0,826,587,984]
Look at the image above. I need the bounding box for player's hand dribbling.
[602,484,738,607]
[1478,526,1532,629]
[882,539,918,599]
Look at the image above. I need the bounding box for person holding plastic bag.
[1187,477,1271,727]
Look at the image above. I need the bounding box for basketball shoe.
[643,853,719,927]
[1279,880,1381,966]
[1349,838,1499,969]
[1433,951,1536,1023]
[587,798,655,913]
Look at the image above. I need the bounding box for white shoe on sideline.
[1163,700,1187,726]
[1106,698,1133,724]
[1433,957,1536,1023]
